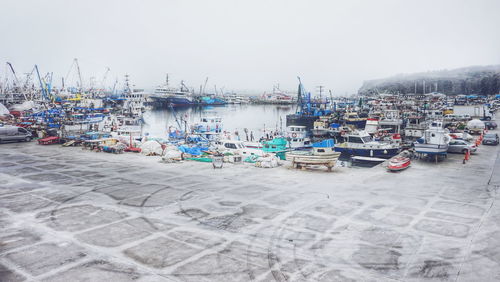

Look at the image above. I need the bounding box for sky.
[1,0,500,95]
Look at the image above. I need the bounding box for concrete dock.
[0,130,499,281]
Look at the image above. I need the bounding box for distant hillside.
[358,65,500,96]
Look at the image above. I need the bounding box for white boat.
[286,139,340,171]
[364,118,379,135]
[214,140,266,157]
[192,116,223,140]
[150,75,194,106]
[378,110,402,134]
[404,115,427,139]
[414,121,450,155]
[286,125,312,149]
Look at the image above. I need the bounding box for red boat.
[125,147,142,153]
[387,156,411,172]
[38,136,60,145]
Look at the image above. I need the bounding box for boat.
[261,137,289,160]
[403,115,427,139]
[311,116,335,138]
[334,131,400,159]
[387,156,411,171]
[414,121,450,155]
[344,112,367,129]
[197,95,227,106]
[378,110,402,134]
[286,78,331,131]
[191,116,223,141]
[364,118,379,135]
[214,140,266,157]
[260,85,296,104]
[285,139,340,171]
[286,125,312,149]
[149,75,194,107]
[351,156,387,166]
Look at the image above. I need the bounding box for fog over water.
[1,0,500,94]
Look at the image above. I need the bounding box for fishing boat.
[150,75,194,107]
[261,137,289,160]
[403,115,427,139]
[286,78,331,131]
[311,117,335,138]
[387,156,411,172]
[334,131,400,159]
[364,118,379,135]
[414,121,450,155]
[378,110,402,134]
[191,116,223,141]
[260,85,296,104]
[214,140,266,157]
[344,112,367,129]
[285,139,340,171]
[286,125,312,149]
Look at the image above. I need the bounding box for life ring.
[292,133,297,138]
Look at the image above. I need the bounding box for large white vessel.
[150,75,194,107]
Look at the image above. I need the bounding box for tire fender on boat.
[370,150,373,157]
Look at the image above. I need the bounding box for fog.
[1,0,499,95]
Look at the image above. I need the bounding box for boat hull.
[286,151,341,164]
[149,96,194,107]
[334,147,399,159]
[414,144,448,155]
[387,156,411,171]
[345,119,367,129]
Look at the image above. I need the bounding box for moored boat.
[334,131,400,159]
[286,125,312,150]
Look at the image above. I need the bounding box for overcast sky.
[1,0,499,94]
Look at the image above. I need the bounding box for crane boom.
[6,62,27,100]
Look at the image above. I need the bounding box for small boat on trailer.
[387,156,411,172]
[286,139,340,171]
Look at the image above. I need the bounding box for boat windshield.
[348,135,372,143]
[362,136,372,143]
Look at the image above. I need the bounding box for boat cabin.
[346,132,373,144]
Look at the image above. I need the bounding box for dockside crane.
[6,62,28,101]
[101,67,110,93]
[65,58,83,93]
[35,65,51,101]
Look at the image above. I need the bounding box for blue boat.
[334,131,400,159]
[344,112,367,129]
[286,77,330,132]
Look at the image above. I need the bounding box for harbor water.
[142,104,296,139]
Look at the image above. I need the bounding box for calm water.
[142,104,296,139]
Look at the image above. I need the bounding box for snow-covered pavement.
[0,130,499,281]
